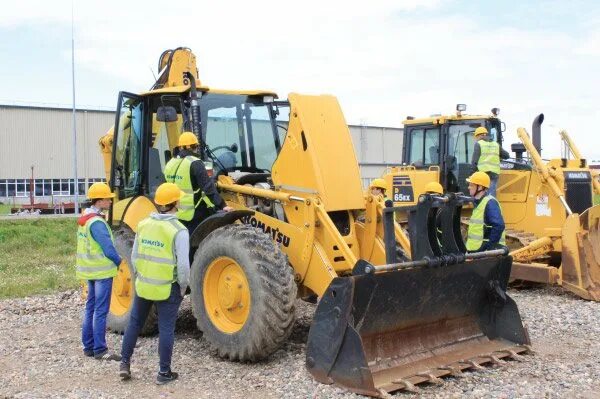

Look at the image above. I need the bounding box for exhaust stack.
[532,113,544,156]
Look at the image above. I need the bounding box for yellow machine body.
[96,51,530,396]
[381,111,600,300]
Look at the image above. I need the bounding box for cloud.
[1,0,600,159]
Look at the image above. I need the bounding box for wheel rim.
[204,256,251,333]
[110,261,133,316]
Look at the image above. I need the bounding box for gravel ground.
[1,286,599,399]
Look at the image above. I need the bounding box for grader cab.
[98,49,529,396]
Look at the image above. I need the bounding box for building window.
[7,180,15,197]
[16,179,29,197]
[0,180,6,198]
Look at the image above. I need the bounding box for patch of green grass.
[0,203,12,215]
[595,194,600,206]
[0,218,78,298]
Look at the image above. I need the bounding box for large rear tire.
[106,227,158,335]
[191,224,296,361]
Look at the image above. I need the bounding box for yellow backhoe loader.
[382,106,600,301]
[97,49,529,396]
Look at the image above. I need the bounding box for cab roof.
[141,84,278,98]
[403,114,496,126]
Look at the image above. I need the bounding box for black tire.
[190,224,297,361]
[106,227,158,336]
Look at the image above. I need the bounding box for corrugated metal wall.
[0,106,403,202]
[0,106,113,179]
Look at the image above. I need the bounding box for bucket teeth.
[391,379,419,393]
[464,359,485,370]
[417,372,444,385]
[484,354,505,366]
[499,349,525,361]
[439,365,463,377]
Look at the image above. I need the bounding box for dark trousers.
[120,283,183,372]
[82,278,113,355]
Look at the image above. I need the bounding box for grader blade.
[306,253,530,397]
[561,205,600,301]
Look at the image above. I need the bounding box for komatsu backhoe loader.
[97,49,529,396]
[382,106,600,300]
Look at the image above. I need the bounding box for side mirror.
[157,106,178,122]
[501,121,506,132]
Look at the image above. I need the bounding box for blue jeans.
[82,278,113,355]
[121,283,183,373]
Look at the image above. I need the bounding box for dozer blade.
[306,255,530,397]
[561,205,600,301]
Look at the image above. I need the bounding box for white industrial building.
[0,104,403,207]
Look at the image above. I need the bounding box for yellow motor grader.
[381,106,600,301]
[97,49,529,396]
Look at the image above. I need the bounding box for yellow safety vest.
[134,217,186,300]
[477,140,500,174]
[76,216,118,280]
[466,195,506,252]
[164,155,214,221]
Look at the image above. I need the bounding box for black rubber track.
[190,224,297,361]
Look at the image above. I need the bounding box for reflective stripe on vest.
[477,140,500,174]
[164,156,215,221]
[134,217,186,301]
[75,215,117,280]
[466,195,506,251]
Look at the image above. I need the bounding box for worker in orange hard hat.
[471,126,510,196]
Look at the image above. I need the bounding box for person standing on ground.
[471,126,510,196]
[164,132,233,237]
[77,182,122,361]
[119,183,189,385]
[465,172,506,253]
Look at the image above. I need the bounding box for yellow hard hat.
[370,178,388,191]
[424,181,444,194]
[87,182,115,199]
[466,171,491,188]
[178,132,199,147]
[474,126,488,137]
[154,183,185,205]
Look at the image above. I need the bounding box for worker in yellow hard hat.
[164,132,233,237]
[471,126,509,196]
[120,182,190,384]
[465,171,506,253]
[77,182,122,361]
[424,181,444,196]
[369,178,388,198]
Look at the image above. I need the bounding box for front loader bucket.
[306,255,530,397]
[561,205,600,301]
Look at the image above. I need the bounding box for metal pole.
[71,3,79,214]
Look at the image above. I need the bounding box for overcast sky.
[1,0,599,160]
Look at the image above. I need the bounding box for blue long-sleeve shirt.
[474,196,505,252]
[85,206,122,266]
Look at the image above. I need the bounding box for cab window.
[408,127,440,166]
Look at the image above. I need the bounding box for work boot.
[94,351,122,361]
[119,362,131,380]
[156,370,178,385]
[83,350,94,358]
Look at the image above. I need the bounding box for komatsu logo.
[240,216,291,247]
[141,239,165,248]
[165,174,183,181]
[565,171,590,180]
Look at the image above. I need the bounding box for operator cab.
[402,104,503,193]
[110,90,290,201]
